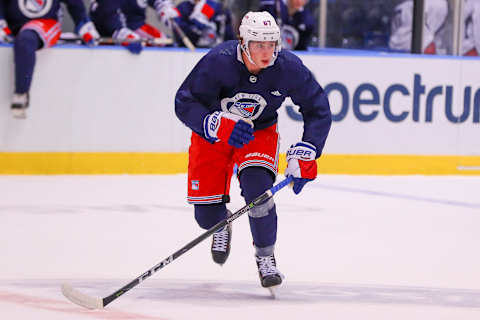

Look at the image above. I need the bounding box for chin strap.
[240,42,278,67]
[240,42,256,65]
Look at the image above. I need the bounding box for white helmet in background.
[239,11,281,65]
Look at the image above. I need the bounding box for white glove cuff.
[286,141,317,161]
[203,111,222,141]
[190,0,210,24]
[154,0,177,19]
[113,28,138,40]
[154,0,174,10]
[78,21,99,39]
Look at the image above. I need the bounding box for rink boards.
[0,44,479,174]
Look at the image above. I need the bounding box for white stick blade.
[182,36,196,51]
[152,38,174,45]
[61,283,103,310]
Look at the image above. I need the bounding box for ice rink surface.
[1,174,480,319]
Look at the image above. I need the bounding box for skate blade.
[266,284,281,299]
[12,109,27,119]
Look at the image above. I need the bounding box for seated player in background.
[174,0,235,48]
[462,0,480,56]
[259,0,315,50]
[89,0,179,54]
[227,0,260,34]
[337,0,391,50]
[175,11,331,291]
[0,0,99,119]
[389,0,448,54]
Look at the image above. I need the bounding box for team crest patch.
[281,25,300,50]
[233,101,259,117]
[191,180,199,190]
[221,93,267,120]
[19,0,53,18]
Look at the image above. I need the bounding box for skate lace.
[257,255,278,277]
[212,227,229,252]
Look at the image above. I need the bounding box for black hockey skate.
[211,210,232,265]
[255,254,283,289]
[11,92,29,119]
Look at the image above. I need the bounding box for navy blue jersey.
[0,0,89,34]
[175,0,235,46]
[259,0,315,50]
[89,0,122,36]
[89,0,157,36]
[120,0,151,30]
[175,40,331,157]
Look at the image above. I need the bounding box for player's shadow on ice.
[134,280,480,308]
[15,279,478,309]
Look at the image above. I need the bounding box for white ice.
[1,174,480,319]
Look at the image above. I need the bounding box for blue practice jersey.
[259,0,315,50]
[0,0,89,34]
[89,0,158,36]
[175,40,332,157]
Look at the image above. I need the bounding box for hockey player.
[175,11,331,290]
[89,0,179,54]
[174,0,235,48]
[462,0,480,56]
[259,0,315,50]
[0,0,99,119]
[389,0,448,54]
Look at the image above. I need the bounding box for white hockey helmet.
[239,11,281,65]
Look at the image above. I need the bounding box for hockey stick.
[170,18,196,51]
[58,36,173,46]
[61,176,293,309]
[4,36,173,46]
[275,0,283,29]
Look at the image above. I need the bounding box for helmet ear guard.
[238,11,281,65]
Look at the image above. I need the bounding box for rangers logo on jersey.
[221,93,267,120]
[19,0,53,18]
[281,25,300,50]
[191,180,199,190]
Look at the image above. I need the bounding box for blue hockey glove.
[203,111,254,148]
[126,41,143,54]
[196,22,217,47]
[284,141,318,194]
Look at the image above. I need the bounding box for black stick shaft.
[57,36,172,45]
[102,176,292,307]
[276,0,283,28]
